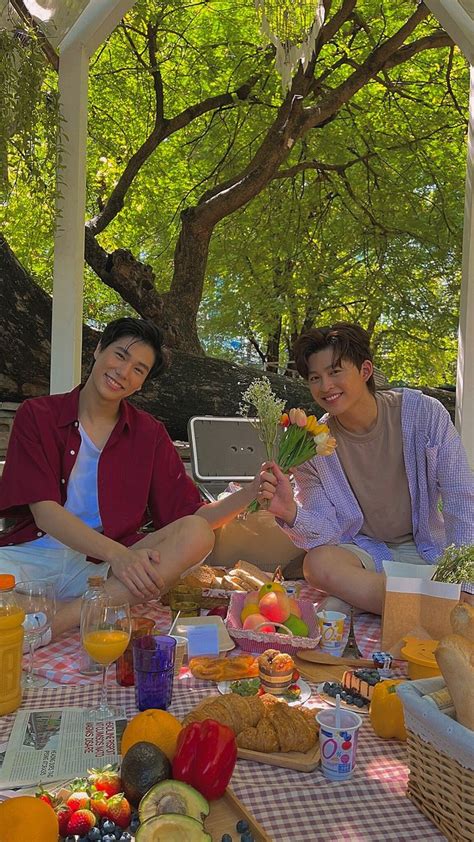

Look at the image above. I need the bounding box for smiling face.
[307,347,374,417]
[91,336,156,402]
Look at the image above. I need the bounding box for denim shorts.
[0,545,109,598]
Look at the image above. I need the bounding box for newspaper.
[0,707,127,789]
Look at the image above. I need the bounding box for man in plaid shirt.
[258,323,474,614]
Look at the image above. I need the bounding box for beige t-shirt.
[327,390,413,543]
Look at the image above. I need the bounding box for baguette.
[435,633,474,730]
[450,602,474,643]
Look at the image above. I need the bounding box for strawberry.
[106,794,132,829]
[90,789,109,819]
[56,804,73,837]
[88,763,122,797]
[35,786,57,808]
[292,669,300,681]
[66,790,90,811]
[66,807,96,836]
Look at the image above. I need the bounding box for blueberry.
[236,819,249,833]
[102,820,116,834]
[114,829,123,839]
[354,697,365,708]
[102,836,116,842]
[323,682,330,693]
[345,695,354,705]
[241,834,254,842]
[221,835,233,842]
[88,830,101,841]
[121,834,132,842]
[64,837,76,842]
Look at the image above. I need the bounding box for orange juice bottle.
[0,574,25,715]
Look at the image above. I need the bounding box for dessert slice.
[342,668,381,701]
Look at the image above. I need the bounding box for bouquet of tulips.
[240,378,336,512]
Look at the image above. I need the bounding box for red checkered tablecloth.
[32,586,385,685]
[0,677,446,841]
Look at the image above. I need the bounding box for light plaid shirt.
[281,389,474,593]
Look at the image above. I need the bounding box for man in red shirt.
[0,318,260,635]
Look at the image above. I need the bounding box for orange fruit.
[0,795,58,842]
[121,708,183,761]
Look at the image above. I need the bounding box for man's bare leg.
[303,545,385,614]
[52,515,214,638]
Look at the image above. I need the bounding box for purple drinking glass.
[132,634,176,711]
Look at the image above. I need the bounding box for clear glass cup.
[81,599,131,720]
[14,579,56,689]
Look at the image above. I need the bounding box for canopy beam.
[456,65,474,469]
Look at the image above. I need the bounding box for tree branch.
[9,0,59,70]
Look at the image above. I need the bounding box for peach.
[288,597,301,618]
[258,581,285,601]
[258,591,291,624]
[242,613,276,633]
[240,603,260,623]
[244,590,260,606]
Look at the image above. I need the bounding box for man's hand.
[110,547,164,600]
[256,462,297,524]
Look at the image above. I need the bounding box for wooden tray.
[205,787,272,841]
[237,738,320,772]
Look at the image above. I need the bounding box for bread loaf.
[435,601,474,731]
[435,634,474,730]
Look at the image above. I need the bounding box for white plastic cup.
[316,610,346,652]
[170,635,187,676]
[316,708,362,781]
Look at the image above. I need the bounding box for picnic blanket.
[32,584,383,685]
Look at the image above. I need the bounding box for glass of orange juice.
[81,599,131,720]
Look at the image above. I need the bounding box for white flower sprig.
[240,377,286,461]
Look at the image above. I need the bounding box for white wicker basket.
[397,678,474,842]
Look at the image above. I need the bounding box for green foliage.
[0,1,470,387]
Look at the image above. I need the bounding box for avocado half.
[139,780,209,824]
[136,813,211,841]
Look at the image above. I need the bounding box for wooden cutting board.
[237,737,320,772]
[296,649,373,668]
[206,787,272,841]
[293,655,346,685]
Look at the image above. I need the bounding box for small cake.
[258,649,294,695]
[342,669,381,702]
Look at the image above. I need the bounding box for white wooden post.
[50,43,89,394]
[49,1,138,394]
[456,65,474,469]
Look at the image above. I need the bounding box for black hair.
[98,317,168,379]
[293,322,375,395]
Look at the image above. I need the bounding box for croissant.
[182,692,318,753]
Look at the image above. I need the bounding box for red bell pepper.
[171,718,237,800]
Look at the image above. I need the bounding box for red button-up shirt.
[0,386,203,548]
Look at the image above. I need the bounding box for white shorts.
[341,540,427,571]
[0,545,109,599]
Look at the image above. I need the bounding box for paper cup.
[316,610,346,652]
[316,708,362,781]
[170,634,187,677]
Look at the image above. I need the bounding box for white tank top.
[28,424,103,549]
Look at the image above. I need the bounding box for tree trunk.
[0,235,316,440]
